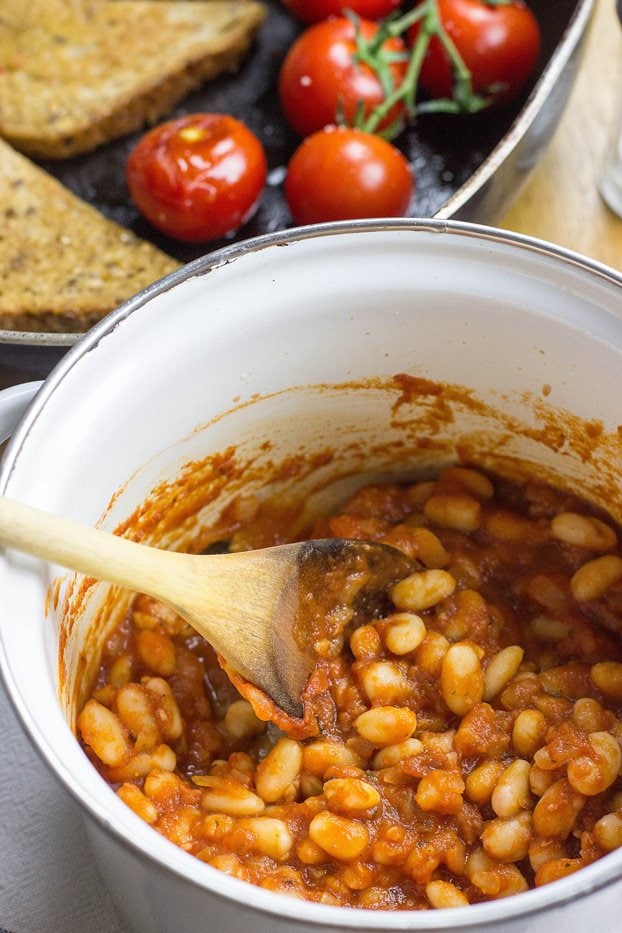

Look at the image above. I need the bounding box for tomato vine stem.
[349,0,493,139]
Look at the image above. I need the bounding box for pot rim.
[0,0,596,350]
[16,217,622,378]
[2,218,622,929]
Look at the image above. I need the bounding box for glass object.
[599,0,622,217]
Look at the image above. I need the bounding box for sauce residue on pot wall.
[55,373,622,724]
[390,373,621,513]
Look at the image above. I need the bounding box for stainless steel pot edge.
[3,215,622,518]
[1,218,622,931]
[435,0,596,220]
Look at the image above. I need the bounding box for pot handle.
[0,381,43,445]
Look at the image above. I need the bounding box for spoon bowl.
[0,496,412,717]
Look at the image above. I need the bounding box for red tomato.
[126,113,267,243]
[284,125,413,224]
[409,0,541,104]
[278,17,408,138]
[282,0,403,22]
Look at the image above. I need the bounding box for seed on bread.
[0,0,267,159]
[0,138,180,333]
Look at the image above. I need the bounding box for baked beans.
[78,467,622,910]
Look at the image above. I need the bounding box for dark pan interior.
[38,0,581,265]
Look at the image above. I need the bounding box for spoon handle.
[0,495,307,714]
[0,496,178,599]
[0,495,294,647]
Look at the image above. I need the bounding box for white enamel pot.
[1,219,622,933]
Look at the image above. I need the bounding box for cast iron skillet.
[0,0,594,384]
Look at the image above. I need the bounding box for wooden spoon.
[0,497,412,718]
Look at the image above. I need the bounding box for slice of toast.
[0,138,181,333]
[0,0,267,159]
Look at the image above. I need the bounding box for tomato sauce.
[77,465,622,910]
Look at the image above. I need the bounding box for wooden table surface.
[499,0,622,270]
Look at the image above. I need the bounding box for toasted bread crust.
[0,138,181,332]
[0,0,267,333]
[0,0,268,159]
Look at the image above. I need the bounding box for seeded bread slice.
[0,0,267,159]
[0,138,181,333]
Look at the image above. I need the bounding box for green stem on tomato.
[351,0,493,139]
[349,11,409,102]
[361,12,427,133]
